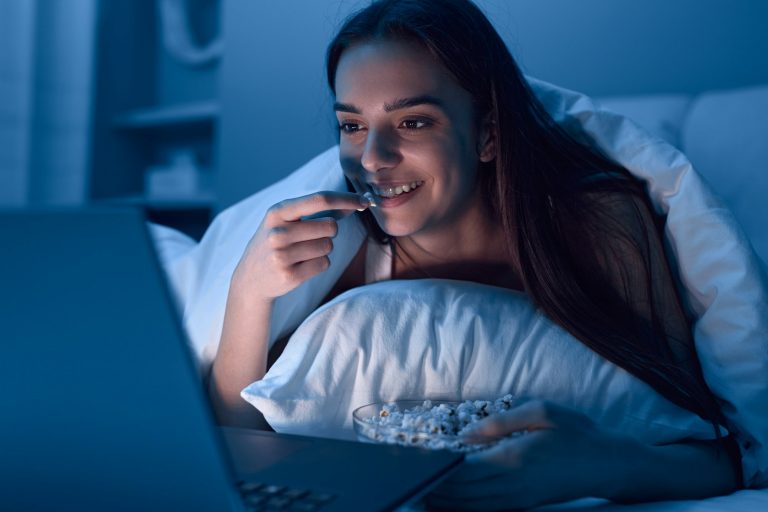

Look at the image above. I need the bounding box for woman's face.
[334,39,493,239]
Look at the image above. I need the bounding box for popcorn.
[356,395,516,452]
[362,191,378,208]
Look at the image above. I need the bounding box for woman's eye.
[339,122,363,134]
[401,119,429,130]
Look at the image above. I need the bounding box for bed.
[150,79,768,509]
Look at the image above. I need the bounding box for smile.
[370,180,425,199]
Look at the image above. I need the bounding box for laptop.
[0,208,463,512]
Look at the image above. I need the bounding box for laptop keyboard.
[238,481,337,511]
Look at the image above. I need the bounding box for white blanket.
[155,78,768,488]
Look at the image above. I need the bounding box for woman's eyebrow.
[333,95,444,114]
[384,95,444,112]
[334,102,361,114]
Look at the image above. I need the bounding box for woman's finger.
[462,400,556,443]
[270,192,370,222]
[448,435,532,485]
[265,219,338,248]
[290,256,332,283]
[276,238,334,265]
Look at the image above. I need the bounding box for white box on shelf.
[144,149,212,199]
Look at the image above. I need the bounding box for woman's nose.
[360,128,401,173]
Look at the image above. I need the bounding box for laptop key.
[304,492,336,504]
[262,484,286,495]
[272,496,293,506]
[244,494,267,506]
[239,481,266,493]
[282,488,310,500]
[237,480,335,511]
[288,502,322,511]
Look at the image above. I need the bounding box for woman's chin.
[373,220,419,239]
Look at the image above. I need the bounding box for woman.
[209,0,740,508]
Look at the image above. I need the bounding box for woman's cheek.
[339,150,364,179]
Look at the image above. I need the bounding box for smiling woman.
[206,0,748,508]
[334,40,495,246]
[331,37,515,288]
[335,41,495,253]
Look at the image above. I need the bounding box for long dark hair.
[326,0,729,440]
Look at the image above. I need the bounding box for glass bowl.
[352,399,501,452]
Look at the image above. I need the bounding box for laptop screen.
[0,209,242,511]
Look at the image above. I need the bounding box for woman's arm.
[429,400,737,510]
[206,192,370,428]
[207,279,274,428]
[613,435,738,503]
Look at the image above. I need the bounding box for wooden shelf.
[113,101,219,130]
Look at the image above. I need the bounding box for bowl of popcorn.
[352,395,516,452]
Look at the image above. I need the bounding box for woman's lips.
[369,180,424,197]
[364,180,425,208]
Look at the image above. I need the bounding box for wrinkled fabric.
[243,279,722,445]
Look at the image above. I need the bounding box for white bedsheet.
[537,488,768,511]
[397,488,768,511]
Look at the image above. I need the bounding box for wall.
[27,0,98,205]
[480,0,768,96]
[217,0,364,210]
[0,0,98,206]
[155,0,220,107]
[216,0,768,210]
[0,0,36,205]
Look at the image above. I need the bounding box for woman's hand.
[210,191,369,428]
[427,400,630,510]
[231,191,370,301]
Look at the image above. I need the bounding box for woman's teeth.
[372,180,424,199]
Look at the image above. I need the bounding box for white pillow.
[595,94,692,149]
[146,222,197,311]
[682,85,768,266]
[242,279,721,445]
